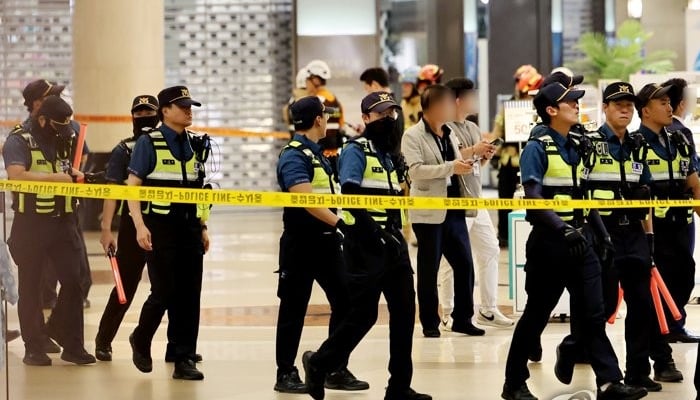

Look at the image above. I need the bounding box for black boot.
[597,382,647,400]
[653,362,683,382]
[274,367,307,393]
[173,359,204,380]
[501,383,538,400]
[301,351,325,400]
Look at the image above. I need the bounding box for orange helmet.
[418,64,444,84]
[514,65,543,94]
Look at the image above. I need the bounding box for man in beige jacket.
[401,85,483,338]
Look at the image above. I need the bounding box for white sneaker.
[440,316,453,332]
[477,308,514,327]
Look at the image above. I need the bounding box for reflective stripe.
[537,135,578,220]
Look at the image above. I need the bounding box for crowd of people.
[2,59,700,400]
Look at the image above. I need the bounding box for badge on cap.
[181,88,190,98]
[138,97,151,105]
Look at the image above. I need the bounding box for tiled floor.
[1,209,699,400]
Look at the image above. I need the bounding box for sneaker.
[597,382,647,400]
[302,351,325,400]
[274,367,307,393]
[624,376,662,392]
[478,308,514,327]
[172,359,204,380]
[95,344,112,362]
[385,387,432,400]
[61,349,96,365]
[324,368,369,391]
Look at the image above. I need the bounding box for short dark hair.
[360,68,390,88]
[533,94,556,125]
[444,78,475,99]
[662,78,688,113]
[420,85,454,111]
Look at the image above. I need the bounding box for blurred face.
[401,83,414,99]
[162,103,193,128]
[425,94,456,124]
[603,99,634,131]
[549,99,579,126]
[643,95,673,127]
[456,91,477,116]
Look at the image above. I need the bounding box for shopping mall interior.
[1,0,700,399]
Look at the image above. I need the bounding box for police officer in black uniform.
[127,86,210,380]
[274,96,368,394]
[501,83,646,400]
[302,92,430,400]
[3,95,96,366]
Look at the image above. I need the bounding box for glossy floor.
[1,210,699,400]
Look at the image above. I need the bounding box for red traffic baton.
[651,277,669,334]
[72,123,87,182]
[107,247,127,305]
[651,266,682,321]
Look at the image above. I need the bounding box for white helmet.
[305,59,331,80]
[295,68,310,89]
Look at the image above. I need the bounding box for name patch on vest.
[648,159,661,165]
[162,159,176,165]
[631,162,643,175]
[600,158,613,165]
[371,166,384,173]
[36,160,48,165]
[681,160,690,174]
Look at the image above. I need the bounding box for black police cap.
[290,96,336,130]
[635,83,672,111]
[157,86,202,108]
[131,95,159,112]
[22,79,65,107]
[535,82,585,104]
[361,91,401,114]
[37,96,74,138]
[602,82,636,103]
[542,71,584,88]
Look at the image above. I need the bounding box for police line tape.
[1,179,699,210]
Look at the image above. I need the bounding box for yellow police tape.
[1,179,700,211]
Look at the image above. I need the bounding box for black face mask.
[364,116,398,153]
[133,115,159,136]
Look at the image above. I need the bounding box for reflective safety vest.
[536,135,580,222]
[580,131,646,218]
[141,130,207,219]
[341,137,404,229]
[281,140,339,194]
[645,130,692,224]
[9,128,75,216]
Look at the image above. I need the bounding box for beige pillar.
[72,0,164,153]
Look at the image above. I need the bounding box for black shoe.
[165,353,203,363]
[325,368,369,391]
[95,344,112,362]
[61,349,96,365]
[302,351,325,400]
[451,322,485,336]
[654,363,683,382]
[624,376,662,392]
[129,333,152,373]
[528,345,542,363]
[501,383,538,400]
[422,329,441,338]
[385,387,432,400]
[23,351,51,366]
[597,383,647,400]
[554,344,574,385]
[6,330,20,343]
[43,337,61,354]
[666,329,700,343]
[274,367,307,393]
[173,359,204,380]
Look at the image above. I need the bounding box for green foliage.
[566,19,676,84]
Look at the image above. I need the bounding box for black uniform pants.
[95,214,147,347]
[505,225,623,387]
[497,161,519,242]
[132,215,203,362]
[413,210,475,331]
[9,213,85,354]
[653,218,695,334]
[311,227,416,391]
[275,230,350,374]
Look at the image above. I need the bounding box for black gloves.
[335,219,349,235]
[84,171,106,184]
[561,225,588,258]
[599,235,615,265]
[646,233,655,259]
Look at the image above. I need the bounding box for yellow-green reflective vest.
[580,132,645,217]
[645,132,692,224]
[10,129,75,216]
[341,137,404,229]
[537,135,579,222]
[282,140,339,194]
[141,131,208,220]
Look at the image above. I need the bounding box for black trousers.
[132,215,203,362]
[497,162,519,242]
[275,230,350,374]
[9,214,85,354]
[504,225,623,387]
[653,218,695,334]
[311,227,416,391]
[95,214,147,347]
[413,210,475,331]
[562,223,655,378]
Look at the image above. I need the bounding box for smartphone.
[490,138,504,146]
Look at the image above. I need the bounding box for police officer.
[274,96,368,394]
[302,92,430,400]
[561,82,659,391]
[501,83,646,400]
[127,86,210,380]
[3,95,96,366]
[636,82,700,381]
